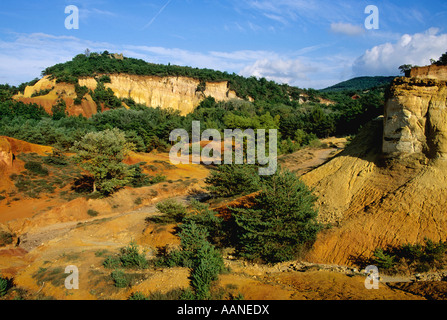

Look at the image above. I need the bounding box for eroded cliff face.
[14,75,241,117]
[383,77,447,159]
[300,67,447,266]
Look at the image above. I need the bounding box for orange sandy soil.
[0,136,438,300]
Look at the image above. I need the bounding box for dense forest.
[0,52,388,156]
[320,76,396,93]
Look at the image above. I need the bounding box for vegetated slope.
[41,51,307,104]
[320,76,396,93]
[11,51,324,118]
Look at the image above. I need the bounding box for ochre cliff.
[14,75,241,117]
[410,64,447,81]
[78,74,239,115]
[299,67,447,266]
[383,77,447,159]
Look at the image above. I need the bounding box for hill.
[320,76,396,93]
[41,51,306,105]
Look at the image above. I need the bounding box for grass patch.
[12,153,82,199]
[24,161,49,176]
[95,249,109,257]
[110,269,148,288]
[32,266,66,287]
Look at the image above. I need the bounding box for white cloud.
[353,28,447,76]
[330,22,364,36]
[242,0,360,26]
[0,32,112,85]
[240,58,317,85]
[0,31,351,89]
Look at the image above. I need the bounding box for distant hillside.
[320,76,396,93]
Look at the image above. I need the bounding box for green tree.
[71,128,135,195]
[0,274,8,297]
[398,64,414,76]
[434,51,447,66]
[51,99,68,120]
[204,164,261,198]
[230,167,321,263]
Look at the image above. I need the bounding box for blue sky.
[1,0,447,89]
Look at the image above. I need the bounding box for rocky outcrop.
[299,66,447,266]
[15,75,241,117]
[383,77,447,159]
[79,74,239,115]
[410,64,447,81]
[0,137,13,170]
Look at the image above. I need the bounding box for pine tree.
[71,128,135,195]
[230,167,321,263]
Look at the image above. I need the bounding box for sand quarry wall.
[14,75,240,117]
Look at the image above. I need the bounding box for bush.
[0,274,11,297]
[103,256,121,269]
[154,220,225,300]
[87,209,99,217]
[151,199,188,224]
[186,200,224,246]
[369,239,447,274]
[0,231,15,247]
[111,269,130,288]
[24,161,49,176]
[119,241,149,269]
[128,291,148,300]
[103,241,148,270]
[0,276,8,297]
[372,248,396,270]
[189,240,225,300]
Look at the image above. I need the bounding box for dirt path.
[279,147,342,176]
[17,194,192,252]
[16,144,342,253]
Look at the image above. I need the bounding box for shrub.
[155,220,225,300]
[98,75,112,84]
[0,231,15,247]
[372,248,396,270]
[103,256,121,269]
[31,88,52,97]
[87,209,99,217]
[24,161,49,176]
[128,291,148,300]
[186,200,224,246]
[370,239,447,274]
[0,275,8,297]
[111,269,130,288]
[103,241,148,270]
[119,241,149,269]
[151,199,188,224]
[189,240,225,300]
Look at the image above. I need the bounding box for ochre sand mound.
[297,119,447,266]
